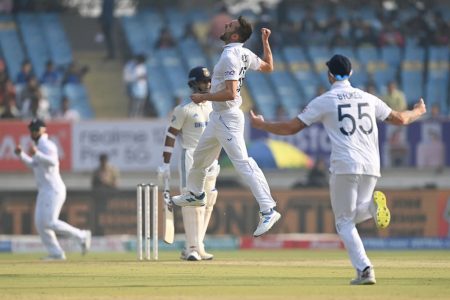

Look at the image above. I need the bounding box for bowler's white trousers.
[187,107,276,212]
[35,188,84,256]
[330,174,377,271]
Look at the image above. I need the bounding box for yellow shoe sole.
[373,191,390,229]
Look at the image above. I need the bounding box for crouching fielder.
[158,66,219,261]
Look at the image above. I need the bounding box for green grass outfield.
[1,250,449,300]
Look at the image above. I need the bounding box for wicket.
[136,183,158,260]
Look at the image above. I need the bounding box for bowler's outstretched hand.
[414,98,426,115]
[261,28,271,41]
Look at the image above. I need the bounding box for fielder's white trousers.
[187,108,275,212]
[329,173,377,271]
[35,189,84,256]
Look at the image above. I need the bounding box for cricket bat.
[163,177,175,244]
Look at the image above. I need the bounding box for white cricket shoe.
[253,209,281,237]
[371,191,391,229]
[81,230,92,255]
[41,253,66,261]
[350,266,376,285]
[172,192,206,207]
[199,251,214,260]
[186,250,202,261]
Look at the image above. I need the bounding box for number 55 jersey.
[298,80,392,177]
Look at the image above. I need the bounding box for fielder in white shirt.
[158,66,219,261]
[250,54,427,285]
[15,119,91,260]
[172,16,281,238]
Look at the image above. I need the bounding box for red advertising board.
[0,121,72,171]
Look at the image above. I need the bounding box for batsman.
[158,66,220,261]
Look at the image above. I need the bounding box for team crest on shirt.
[171,115,176,122]
[224,70,235,76]
[193,113,199,118]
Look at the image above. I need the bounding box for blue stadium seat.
[179,37,209,70]
[146,57,176,117]
[42,84,63,113]
[38,13,72,66]
[16,13,51,78]
[282,46,321,101]
[155,49,190,100]
[121,15,152,56]
[0,28,25,80]
[246,72,278,120]
[426,46,449,114]
[269,71,303,117]
[307,46,332,85]
[63,83,94,118]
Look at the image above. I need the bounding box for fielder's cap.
[28,118,46,131]
[188,66,211,83]
[326,54,352,80]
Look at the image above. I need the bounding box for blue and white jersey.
[211,42,261,112]
[170,100,212,149]
[298,80,392,177]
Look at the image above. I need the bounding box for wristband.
[166,132,176,139]
[163,146,173,153]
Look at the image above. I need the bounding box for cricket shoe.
[253,208,281,237]
[81,230,92,255]
[371,191,390,229]
[350,266,376,285]
[199,251,214,260]
[172,192,206,207]
[186,250,202,261]
[41,253,66,261]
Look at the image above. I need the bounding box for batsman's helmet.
[188,66,211,93]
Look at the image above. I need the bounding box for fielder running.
[250,54,426,285]
[15,119,91,260]
[172,16,280,237]
[158,66,219,261]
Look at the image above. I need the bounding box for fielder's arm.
[258,28,273,73]
[14,145,34,168]
[163,127,180,163]
[249,110,307,135]
[384,98,427,125]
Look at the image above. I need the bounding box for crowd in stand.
[0,59,88,121]
[263,0,449,50]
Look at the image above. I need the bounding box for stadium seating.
[63,84,94,118]
[245,72,278,120]
[426,46,449,114]
[38,13,72,67]
[401,46,426,104]
[0,16,25,80]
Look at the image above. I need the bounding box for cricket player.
[249,54,426,285]
[172,16,280,237]
[15,119,91,260]
[158,66,219,261]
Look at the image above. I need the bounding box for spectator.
[378,22,404,47]
[123,55,136,109]
[154,27,176,49]
[19,76,40,109]
[16,60,34,85]
[0,78,16,108]
[91,153,119,190]
[382,81,407,111]
[416,128,445,171]
[21,93,51,121]
[54,96,80,122]
[98,0,116,60]
[129,54,147,117]
[63,62,89,85]
[40,60,61,85]
[306,158,328,187]
[0,96,20,119]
